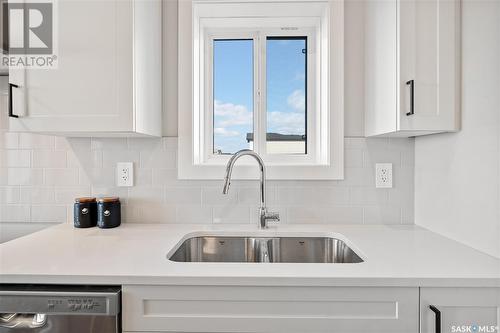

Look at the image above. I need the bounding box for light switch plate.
[375,163,393,188]
[117,162,134,187]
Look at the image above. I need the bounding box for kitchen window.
[208,31,313,161]
[179,0,344,180]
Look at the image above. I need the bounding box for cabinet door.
[123,285,419,333]
[0,77,8,130]
[420,288,500,333]
[364,0,398,137]
[8,0,134,134]
[398,0,460,132]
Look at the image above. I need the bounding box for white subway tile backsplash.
[135,203,176,223]
[0,132,415,226]
[0,132,19,149]
[213,205,250,224]
[341,167,374,187]
[54,187,92,204]
[345,149,364,168]
[32,150,66,168]
[176,206,212,223]
[140,149,176,169]
[30,205,67,223]
[20,187,56,204]
[67,149,103,169]
[54,137,71,151]
[102,150,140,168]
[0,205,31,222]
[152,168,177,185]
[287,206,364,224]
[79,168,115,187]
[364,206,402,224]
[363,150,402,168]
[165,187,201,205]
[91,138,127,151]
[135,169,153,187]
[238,186,277,205]
[350,187,388,205]
[44,169,79,186]
[64,138,92,151]
[0,150,31,167]
[3,168,44,186]
[202,187,237,205]
[127,138,162,151]
[162,137,177,151]
[276,187,350,205]
[91,187,129,204]
[0,187,20,204]
[19,133,55,149]
[128,187,164,203]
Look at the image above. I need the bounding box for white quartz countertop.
[1,223,499,287]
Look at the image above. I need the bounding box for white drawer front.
[123,285,418,332]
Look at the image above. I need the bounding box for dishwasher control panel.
[47,297,107,313]
[0,286,120,316]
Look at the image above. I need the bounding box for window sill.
[178,150,344,180]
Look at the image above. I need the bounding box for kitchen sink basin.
[168,236,364,263]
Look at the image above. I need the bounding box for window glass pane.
[213,39,254,155]
[266,37,307,155]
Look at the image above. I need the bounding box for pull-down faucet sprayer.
[222,149,280,229]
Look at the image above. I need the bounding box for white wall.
[415,0,500,259]
[0,1,415,243]
[162,0,366,138]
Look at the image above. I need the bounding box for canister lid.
[98,197,120,203]
[75,197,96,203]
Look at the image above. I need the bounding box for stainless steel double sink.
[168,236,364,263]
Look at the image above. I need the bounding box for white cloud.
[267,111,305,135]
[287,90,305,112]
[214,127,240,137]
[214,100,252,127]
[294,72,306,81]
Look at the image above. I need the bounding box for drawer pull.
[406,79,415,116]
[8,83,19,118]
[429,305,441,333]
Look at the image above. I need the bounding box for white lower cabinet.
[420,288,500,333]
[122,285,419,333]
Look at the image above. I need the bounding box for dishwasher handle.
[0,313,47,329]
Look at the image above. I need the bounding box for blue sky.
[213,38,306,154]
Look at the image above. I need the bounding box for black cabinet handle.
[429,305,441,333]
[8,83,19,118]
[406,79,415,116]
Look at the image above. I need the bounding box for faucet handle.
[265,211,280,222]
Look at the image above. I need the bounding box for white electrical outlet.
[375,163,393,188]
[117,162,134,187]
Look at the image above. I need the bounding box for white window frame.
[204,25,316,165]
[179,0,344,180]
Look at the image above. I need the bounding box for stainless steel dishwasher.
[0,285,120,332]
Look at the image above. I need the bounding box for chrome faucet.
[222,149,280,229]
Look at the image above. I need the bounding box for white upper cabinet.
[364,0,461,137]
[7,0,162,137]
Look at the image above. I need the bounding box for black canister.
[97,197,121,229]
[74,197,97,228]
